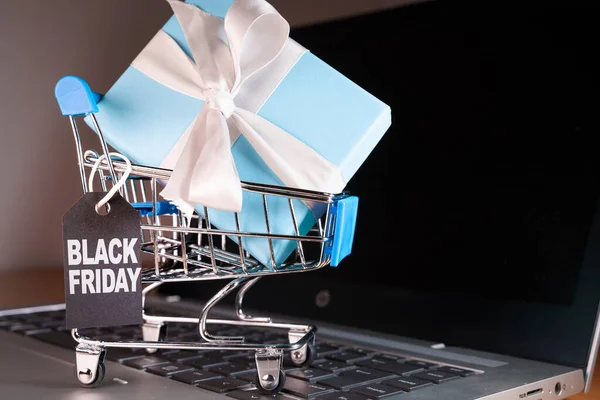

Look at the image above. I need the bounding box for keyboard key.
[245,333,267,342]
[21,314,57,324]
[405,360,438,369]
[352,383,404,399]
[227,353,258,367]
[10,323,39,333]
[351,348,378,357]
[23,328,52,336]
[184,354,229,369]
[165,322,191,333]
[315,344,343,358]
[411,370,460,384]
[1,315,23,321]
[319,392,372,400]
[320,367,394,391]
[205,324,233,332]
[288,368,335,382]
[164,328,188,337]
[437,366,474,377]
[327,350,372,364]
[319,376,364,390]
[123,356,169,370]
[146,362,194,376]
[282,377,334,398]
[235,371,259,383]
[164,350,206,363]
[262,331,288,341]
[209,362,256,376]
[264,335,290,344]
[383,376,432,391]
[170,369,222,384]
[224,351,254,360]
[316,343,340,353]
[157,349,182,358]
[378,354,404,361]
[227,389,293,400]
[0,320,15,328]
[323,342,346,349]
[356,358,422,375]
[340,368,396,382]
[215,328,246,337]
[43,311,67,320]
[104,348,145,362]
[206,350,240,359]
[312,360,356,373]
[224,353,256,367]
[173,331,201,340]
[40,320,66,329]
[30,331,77,349]
[197,377,251,393]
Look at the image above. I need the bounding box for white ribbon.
[131,0,346,215]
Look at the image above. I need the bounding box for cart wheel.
[75,361,105,388]
[143,322,168,354]
[291,342,316,367]
[255,370,286,395]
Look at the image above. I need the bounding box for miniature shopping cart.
[54,76,359,394]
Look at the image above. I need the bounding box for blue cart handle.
[329,196,359,267]
[55,75,121,192]
[55,76,103,117]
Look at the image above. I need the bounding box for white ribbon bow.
[131,0,346,215]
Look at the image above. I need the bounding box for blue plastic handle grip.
[329,196,359,267]
[131,201,179,217]
[54,76,102,117]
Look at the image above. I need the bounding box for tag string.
[86,152,133,212]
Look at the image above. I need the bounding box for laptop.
[2,1,600,399]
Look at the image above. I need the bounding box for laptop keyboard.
[0,308,481,399]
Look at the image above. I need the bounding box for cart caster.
[75,362,105,388]
[288,330,316,367]
[291,342,316,367]
[143,322,168,354]
[255,370,286,395]
[255,348,286,394]
[75,345,106,388]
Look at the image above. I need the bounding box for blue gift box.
[87,0,391,268]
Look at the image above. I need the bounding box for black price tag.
[62,192,144,329]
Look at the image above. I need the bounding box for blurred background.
[0,0,422,273]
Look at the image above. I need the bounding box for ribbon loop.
[168,0,233,90]
[225,0,290,90]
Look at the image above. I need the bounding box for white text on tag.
[67,238,138,265]
[68,268,141,295]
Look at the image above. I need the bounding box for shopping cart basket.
[55,76,359,393]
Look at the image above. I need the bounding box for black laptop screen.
[287,0,600,306]
[162,1,600,369]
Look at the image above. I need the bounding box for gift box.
[87,0,391,268]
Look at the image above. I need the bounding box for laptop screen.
[161,1,600,370]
